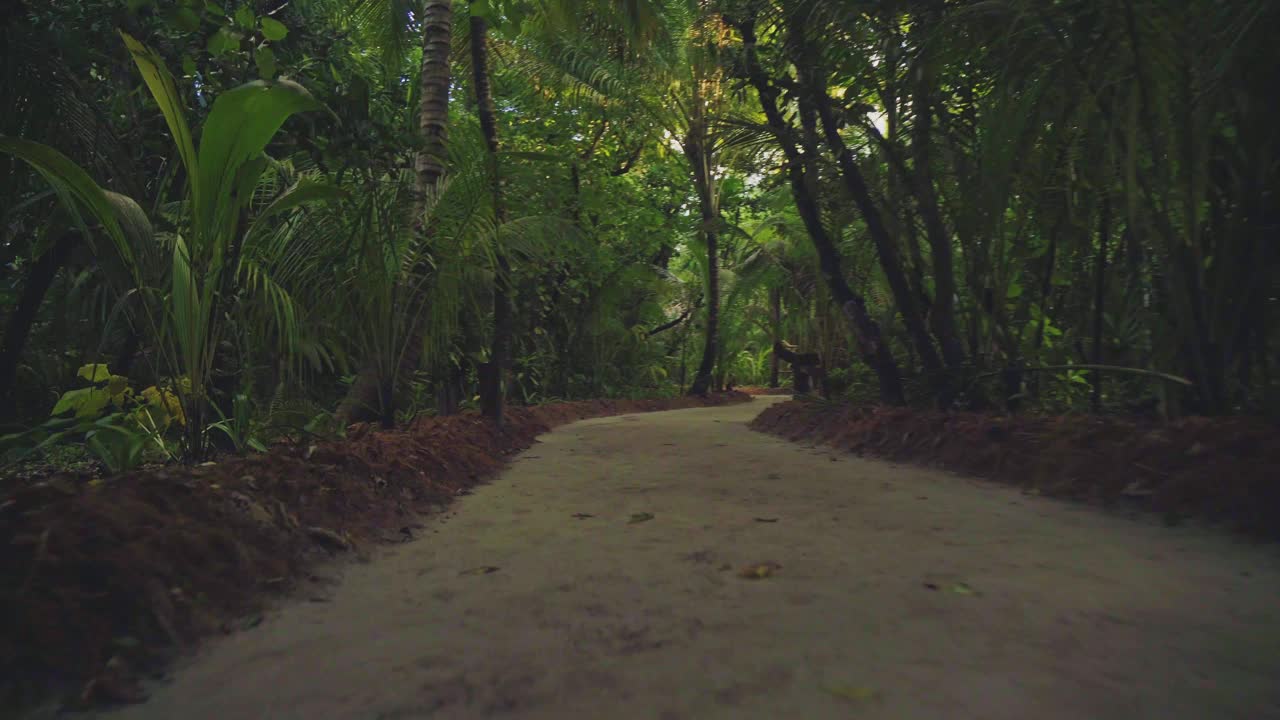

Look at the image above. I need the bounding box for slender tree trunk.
[685,132,718,396]
[0,233,78,415]
[735,14,905,405]
[908,10,966,373]
[1091,199,1111,413]
[768,287,781,388]
[336,0,452,425]
[791,15,946,403]
[470,12,512,425]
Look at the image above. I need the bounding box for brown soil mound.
[737,386,792,396]
[0,393,749,709]
[751,400,1280,540]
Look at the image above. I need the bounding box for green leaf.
[120,32,199,199]
[77,363,111,382]
[471,0,494,21]
[0,137,143,272]
[52,387,113,418]
[195,78,320,246]
[172,7,202,31]
[234,4,255,28]
[260,16,288,40]
[246,177,347,237]
[181,55,198,76]
[206,27,239,55]
[254,45,276,78]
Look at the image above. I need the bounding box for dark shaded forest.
[4,0,1278,468]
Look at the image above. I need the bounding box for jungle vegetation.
[2,0,1277,466]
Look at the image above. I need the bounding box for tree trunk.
[0,233,78,416]
[793,15,947,403]
[687,179,718,395]
[684,120,719,396]
[908,15,966,374]
[470,12,512,425]
[1091,199,1111,413]
[736,14,905,405]
[335,0,452,425]
[768,287,781,388]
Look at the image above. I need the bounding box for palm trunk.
[335,0,452,425]
[470,12,511,425]
[768,287,781,388]
[686,138,718,397]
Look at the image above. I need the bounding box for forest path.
[107,398,1280,720]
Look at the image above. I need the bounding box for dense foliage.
[3,0,1277,466]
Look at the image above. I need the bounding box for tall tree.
[335,0,454,425]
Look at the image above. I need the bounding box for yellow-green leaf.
[77,363,111,382]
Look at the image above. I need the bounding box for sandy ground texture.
[97,398,1280,720]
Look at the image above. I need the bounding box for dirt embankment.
[751,400,1280,540]
[0,393,750,710]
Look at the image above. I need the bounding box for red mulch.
[751,400,1280,540]
[0,392,749,709]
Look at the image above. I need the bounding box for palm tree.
[335,0,454,424]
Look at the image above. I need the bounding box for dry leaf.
[628,512,654,524]
[738,561,782,579]
[459,565,500,576]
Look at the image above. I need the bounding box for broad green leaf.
[0,137,141,270]
[77,363,111,382]
[195,78,319,246]
[234,4,254,28]
[260,16,287,40]
[52,387,113,418]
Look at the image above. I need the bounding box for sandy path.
[106,398,1280,719]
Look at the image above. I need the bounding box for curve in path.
[104,398,1280,719]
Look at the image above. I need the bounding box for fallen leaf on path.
[459,566,500,576]
[950,582,976,595]
[572,513,594,519]
[628,512,654,524]
[823,685,881,702]
[923,582,940,591]
[754,517,779,523]
[738,561,782,579]
[766,473,782,480]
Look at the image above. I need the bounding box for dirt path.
[105,399,1280,719]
